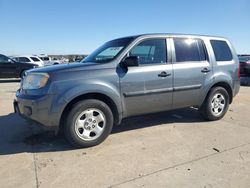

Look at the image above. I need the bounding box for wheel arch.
[60,92,121,130]
[203,81,233,105]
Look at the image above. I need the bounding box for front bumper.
[14,90,59,131]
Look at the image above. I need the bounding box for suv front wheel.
[200,87,229,121]
[64,99,114,148]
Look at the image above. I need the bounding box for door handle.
[158,71,171,77]
[201,68,211,73]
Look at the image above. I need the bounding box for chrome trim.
[124,84,202,97]
[173,84,202,92]
[124,88,173,97]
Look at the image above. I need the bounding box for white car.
[13,56,44,67]
[38,54,60,66]
[39,54,65,65]
[51,57,64,64]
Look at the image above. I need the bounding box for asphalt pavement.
[0,79,250,188]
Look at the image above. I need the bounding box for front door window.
[129,39,167,65]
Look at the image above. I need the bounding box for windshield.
[82,37,134,63]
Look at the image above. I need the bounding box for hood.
[27,62,108,74]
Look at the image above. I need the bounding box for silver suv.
[14,34,240,148]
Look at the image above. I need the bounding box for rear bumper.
[14,91,60,131]
[233,79,240,97]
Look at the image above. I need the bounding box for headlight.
[22,73,49,89]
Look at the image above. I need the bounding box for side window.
[210,40,233,61]
[19,57,31,63]
[129,39,167,65]
[30,57,41,62]
[0,55,9,63]
[174,38,207,62]
[13,57,19,62]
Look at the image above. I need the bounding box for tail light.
[238,63,240,79]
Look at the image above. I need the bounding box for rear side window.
[40,57,49,61]
[174,38,206,62]
[19,57,31,62]
[210,40,232,61]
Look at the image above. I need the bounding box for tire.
[200,87,229,121]
[63,99,114,148]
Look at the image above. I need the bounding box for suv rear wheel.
[64,99,113,148]
[200,87,229,121]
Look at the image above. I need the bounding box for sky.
[0,0,249,55]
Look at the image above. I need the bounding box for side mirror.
[122,56,139,67]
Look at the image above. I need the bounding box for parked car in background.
[38,54,53,66]
[0,54,36,78]
[51,57,64,64]
[38,54,62,66]
[62,57,69,63]
[238,55,250,75]
[13,55,44,67]
[74,55,85,62]
[14,34,240,148]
